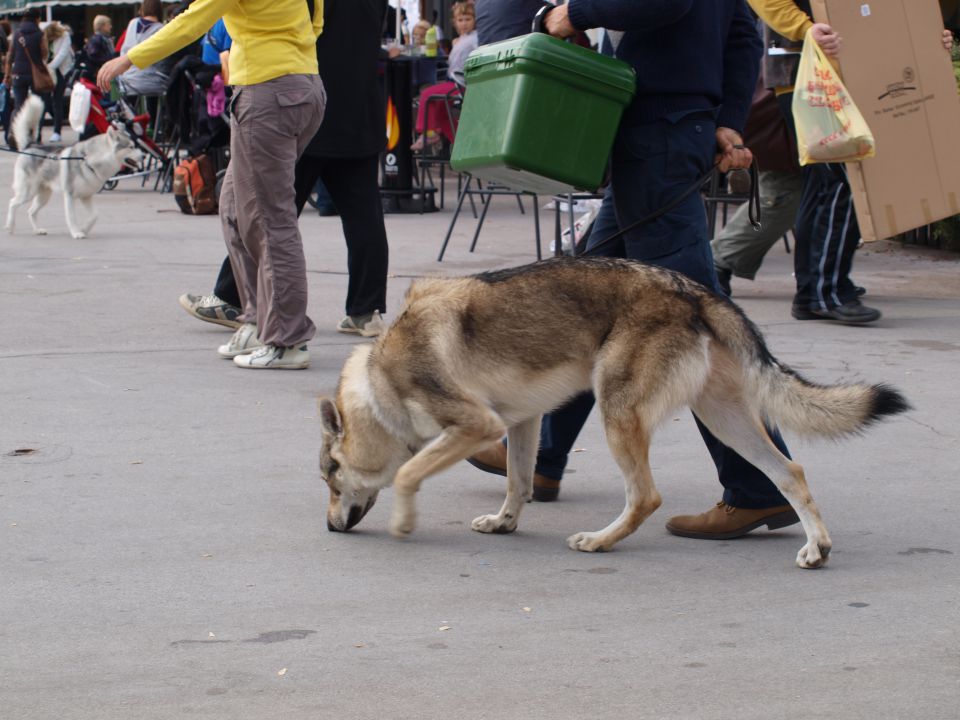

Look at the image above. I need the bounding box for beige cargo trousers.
[219,73,326,348]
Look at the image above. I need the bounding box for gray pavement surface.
[1,146,958,720]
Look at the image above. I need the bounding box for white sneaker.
[336,310,385,338]
[217,323,262,358]
[50,132,62,142]
[233,343,309,370]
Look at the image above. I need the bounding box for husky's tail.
[11,95,44,152]
[705,300,911,438]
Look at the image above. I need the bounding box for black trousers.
[41,70,67,135]
[777,93,861,311]
[213,153,388,318]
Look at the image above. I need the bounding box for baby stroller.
[67,61,168,189]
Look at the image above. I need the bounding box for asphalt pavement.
[1,145,958,720]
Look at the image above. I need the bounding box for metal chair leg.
[532,194,541,261]
[469,187,495,253]
[438,174,472,261]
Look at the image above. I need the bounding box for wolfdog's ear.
[318,397,342,437]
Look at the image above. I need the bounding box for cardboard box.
[811,0,960,240]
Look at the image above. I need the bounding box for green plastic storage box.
[450,33,636,195]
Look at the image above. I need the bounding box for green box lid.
[464,33,636,105]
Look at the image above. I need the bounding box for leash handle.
[747,155,762,231]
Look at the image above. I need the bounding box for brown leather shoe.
[666,501,799,540]
[466,442,561,502]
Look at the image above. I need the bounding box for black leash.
[0,145,88,162]
[577,156,762,257]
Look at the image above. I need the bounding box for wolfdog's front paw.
[389,509,416,538]
[70,231,87,240]
[33,228,47,236]
[796,540,831,569]
[471,513,517,535]
[5,224,13,234]
[567,531,612,553]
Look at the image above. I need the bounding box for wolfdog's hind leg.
[472,416,541,535]
[27,185,53,235]
[567,408,661,552]
[6,185,30,233]
[692,389,831,569]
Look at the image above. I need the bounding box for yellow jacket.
[127,0,323,86]
[748,0,813,42]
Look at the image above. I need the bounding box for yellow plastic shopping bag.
[792,28,875,165]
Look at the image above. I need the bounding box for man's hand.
[544,3,577,39]
[811,22,842,57]
[715,128,752,173]
[943,29,954,53]
[96,55,133,93]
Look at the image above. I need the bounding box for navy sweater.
[567,0,762,132]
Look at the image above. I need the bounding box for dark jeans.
[41,70,67,135]
[777,93,861,311]
[536,112,791,510]
[212,153,388,318]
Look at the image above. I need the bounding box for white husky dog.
[5,95,142,239]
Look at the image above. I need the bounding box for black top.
[10,20,43,77]
[306,0,387,158]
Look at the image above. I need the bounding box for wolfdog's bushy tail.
[705,300,911,438]
[12,95,44,152]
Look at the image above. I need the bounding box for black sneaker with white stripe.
[179,293,243,329]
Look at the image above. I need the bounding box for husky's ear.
[318,397,343,437]
[106,126,118,141]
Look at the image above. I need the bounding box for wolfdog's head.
[318,397,382,532]
[105,126,143,172]
[318,348,409,532]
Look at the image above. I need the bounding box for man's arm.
[747,0,812,41]
[715,3,763,172]
[128,0,238,70]
[557,0,694,35]
[718,2,762,134]
[98,0,237,90]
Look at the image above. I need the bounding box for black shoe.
[792,299,880,324]
[715,266,732,296]
[854,285,866,297]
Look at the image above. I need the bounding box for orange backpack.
[173,155,218,215]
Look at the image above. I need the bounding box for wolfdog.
[319,257,909,568]
[6,95,142,239]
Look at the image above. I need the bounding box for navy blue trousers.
[535,112,790,509]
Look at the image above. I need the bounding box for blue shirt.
[201,19,232,65]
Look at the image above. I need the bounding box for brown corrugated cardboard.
[811,0,960,240]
